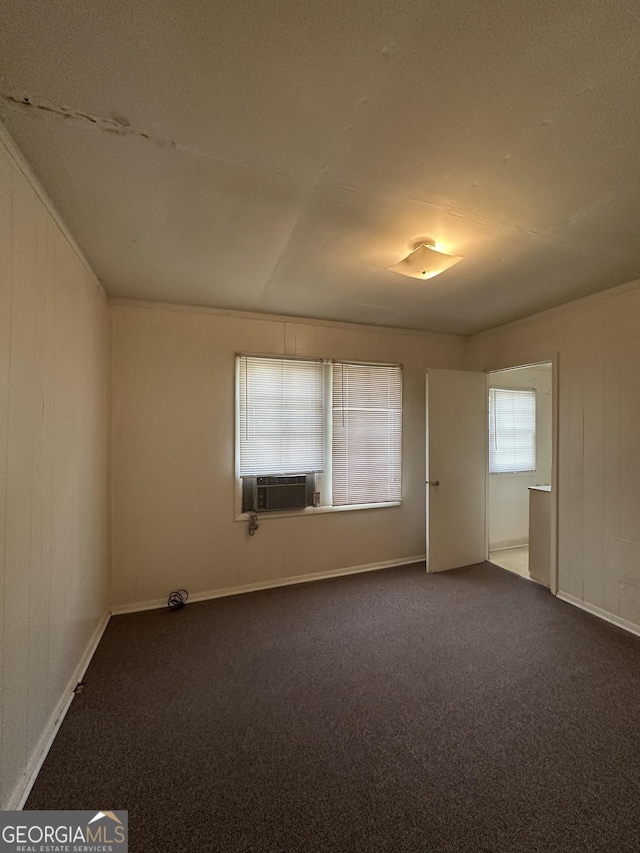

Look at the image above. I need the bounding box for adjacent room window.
[488,387,536,474]
[237,355,402,508]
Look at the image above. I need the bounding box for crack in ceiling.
[0,92,163,142]
[0,92,317,177]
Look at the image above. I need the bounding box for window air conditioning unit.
[242,475,316,513]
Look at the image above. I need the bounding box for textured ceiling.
[1,0,639,334]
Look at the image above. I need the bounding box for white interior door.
[426,369,486,572]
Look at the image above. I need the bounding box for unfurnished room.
[1,1,640,851]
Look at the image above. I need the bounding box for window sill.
[489,471,535,477]
[235,501,401,522]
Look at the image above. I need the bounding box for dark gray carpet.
[26,562,640,852]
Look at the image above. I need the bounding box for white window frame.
[488,386,536,475]
[235,355,402,519]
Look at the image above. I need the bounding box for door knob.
[430,480,440,486]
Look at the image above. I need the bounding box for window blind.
[238,355,324,476]
[332,362,402,505]
[488,387,536,474]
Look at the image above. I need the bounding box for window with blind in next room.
[488,387,536,474]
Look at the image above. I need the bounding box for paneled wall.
[109,302,466,609]
[0,135,108,808]
[468,280,640,631]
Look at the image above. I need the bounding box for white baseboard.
[556,592,640,640]
[111,555,426,616]
[489,541,528,552]
[8,611,111,810]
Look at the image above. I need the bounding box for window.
[332,362,402,505]
[238,356,324,477]
[237,355,402,509]
[488,387,536,474]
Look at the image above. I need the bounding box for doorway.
[486,362,553,582]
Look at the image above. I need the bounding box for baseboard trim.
[556,592,640,640]
[111,556,427,616]
[8,611,111,810]
[489,541,528,552]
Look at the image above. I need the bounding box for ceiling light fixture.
[388,240,464,280]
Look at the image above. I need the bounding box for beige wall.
[109,302,466,609]
[488,364,552,549]
[0,136,108,808]
[468,280,640,630]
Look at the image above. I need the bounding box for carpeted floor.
[26,562,640,852]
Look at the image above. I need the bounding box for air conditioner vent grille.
[242,474,315,512]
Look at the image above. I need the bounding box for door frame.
[483,354,559,595]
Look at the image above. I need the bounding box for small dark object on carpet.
[167,588,188,610]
